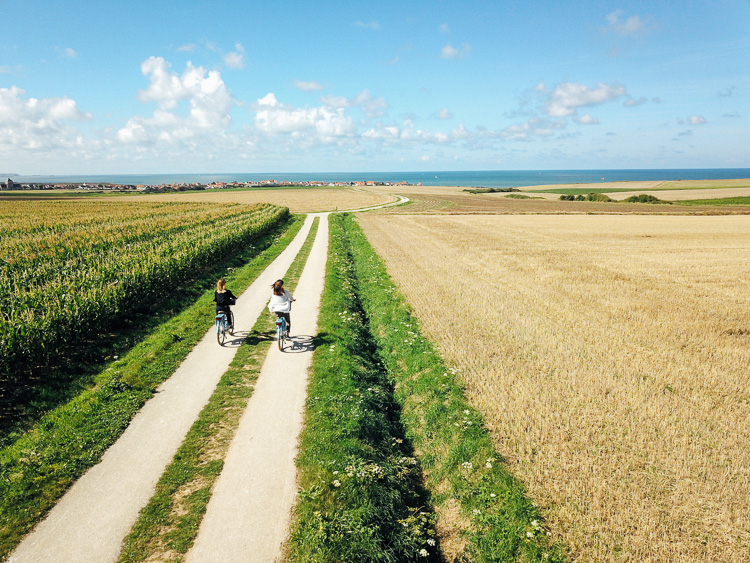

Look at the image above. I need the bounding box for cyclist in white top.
[268,279,295,337]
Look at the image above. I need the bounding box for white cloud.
[575,114,600,125]
[320,95,349,109]
[117,57,233,145]
[354,21,380,30]
[253,93,355,141]
[437,107,453,120]
[439,23,450,34]
[257,92,279,107]
[294,81,324,92]
[604,10,650,37]
[0,86,91,151]
[440,43,471,59]
[689,115,707,125]
[624,96,647,107]
[352,90,388,118]
[544,82,627,117]
[223,43,245,69]
[319,90,387,118]
[501,117,566,141]
[64,48,78,59]
[177,43,197,52]
[362,120,477,146]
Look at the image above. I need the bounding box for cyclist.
[268,279,295,337]
[214,278,237,330]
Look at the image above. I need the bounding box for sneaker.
[285,331,290,338]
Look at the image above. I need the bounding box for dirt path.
[9,215,321,563]
[187,213,329,562]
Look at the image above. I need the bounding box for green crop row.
[0,201,289,386]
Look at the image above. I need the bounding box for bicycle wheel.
[277,324,284,351]
[218,318,227,346]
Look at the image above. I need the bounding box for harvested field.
[607,187,750,201]
[117,188,395,212]
[364,184,750,215]
[356,213,750,562]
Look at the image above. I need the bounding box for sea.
[8,169,750,189]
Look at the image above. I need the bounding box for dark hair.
[272,279,284,296]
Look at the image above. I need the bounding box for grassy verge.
[288,217,439,562]
[339,214,565,561]
[0,215,305,560]
[117,217,320,562]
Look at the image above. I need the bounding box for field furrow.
[357,213,750,562]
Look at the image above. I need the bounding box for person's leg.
[283,312,291,336]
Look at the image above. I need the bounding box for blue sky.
[1,0,748,174]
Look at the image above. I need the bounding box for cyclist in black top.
[213,278,237,330]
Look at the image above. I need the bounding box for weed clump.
[623,194,670,204]
[560,193,614,202]
[463,187,520,194]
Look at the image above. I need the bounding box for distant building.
[2,178,14,190]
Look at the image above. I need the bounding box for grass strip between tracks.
[289,213,566,562]
[287,214,439,562]
[117,216,320,562]
[0,214,305,560]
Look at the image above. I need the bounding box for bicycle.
[215,310,234,345]
[275,315,287,351]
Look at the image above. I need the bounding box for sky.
[1,0,749,175]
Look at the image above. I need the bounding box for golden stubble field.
[356,212,750,562]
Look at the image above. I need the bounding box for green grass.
[117,217,320,562]
[288,214,566,562]
[675,196,750,206]
[0,215,305,560]
[288,216,439,562]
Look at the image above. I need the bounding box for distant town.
[1,177,412,193]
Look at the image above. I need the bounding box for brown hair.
[272,279,284,296]
[216,278,226,292]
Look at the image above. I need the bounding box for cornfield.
[0,200,288,385]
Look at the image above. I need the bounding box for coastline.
[5,168,750,191]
